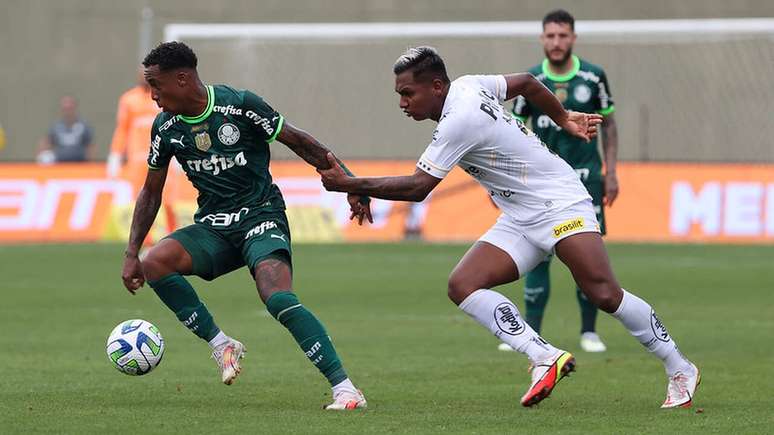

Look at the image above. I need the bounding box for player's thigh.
[240,211,294,302]
[554,231,621,312]
[165,223,244,281]
[448,215,546,305]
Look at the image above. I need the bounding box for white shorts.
[478,199,600,276]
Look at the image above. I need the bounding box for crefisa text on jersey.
[186,151,247,175]
[213,105,242,116]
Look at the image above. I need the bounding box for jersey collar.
[541,55,580,82]
[178,85,214,124]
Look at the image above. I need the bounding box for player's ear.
[432,78,445,92]
[176,70,189,87]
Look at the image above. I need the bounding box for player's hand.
[121,255,145,295]
[318,152,351,192]
[604,171,619,206]
[561,111,603,143]
[347,194,373,225]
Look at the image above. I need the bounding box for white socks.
[208,330,229,349]
[332,378,357,396]
[612,289,692,376]
[459,289,558,364]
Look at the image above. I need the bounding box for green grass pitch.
[1,243,772,434]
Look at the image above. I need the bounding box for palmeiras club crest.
[217,123,240,146]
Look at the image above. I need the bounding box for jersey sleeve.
[147,118,174,170]
[417,114,479,179]
[242,91,285,143]
[511,95,531,122]
[594,69,615,116]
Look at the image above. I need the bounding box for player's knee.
[253,258,293,303]
[141,247,177,281]
[447,273,476,305]
[580,274,621,313]
[594,284,623,313]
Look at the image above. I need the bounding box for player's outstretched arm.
[503,73,602,142]
[319,153,441,202]
[122,167,167,294]
[277,121,373,224]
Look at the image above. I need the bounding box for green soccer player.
[121,41,371,410]
[501,9,620,353]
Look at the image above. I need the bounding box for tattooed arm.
[277,121,353,173]
[277,121,372,223]
[121,167,167,294]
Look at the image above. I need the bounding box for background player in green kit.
[121,41,371,410]
[502,10,620,353]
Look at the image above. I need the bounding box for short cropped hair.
[542,9,575,31]
[393,46,450,84]
[143,41,198,72]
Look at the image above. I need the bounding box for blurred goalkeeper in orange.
[108,67,178,241]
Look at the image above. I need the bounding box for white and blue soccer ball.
[106,319,165,376]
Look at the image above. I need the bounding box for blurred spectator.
[37,96,94,164]
[403,195,431,240]
[107,67,160,178]
[108,66,177,238]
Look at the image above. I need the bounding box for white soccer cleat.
[661,363,701,409]
[211,338,245,385]
[520,350,576,407]
[324,389,367,411]
[498,342,516,352]
[580,332,607,353]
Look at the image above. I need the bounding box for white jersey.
[417,75,591,223]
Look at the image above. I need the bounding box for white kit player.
[319,47,700,408]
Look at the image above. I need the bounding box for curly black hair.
[142,41,198,71]
[543,9,575,31]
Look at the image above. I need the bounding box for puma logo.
[170,135,185,147]
[270,234,286,242]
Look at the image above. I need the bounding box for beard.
[545,47,573,66]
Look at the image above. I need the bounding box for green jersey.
[512,55,614,184]
[148,84,286,221]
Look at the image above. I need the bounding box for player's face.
[143,65,187,114]
[541,22,576,65]
[395,70,445,122]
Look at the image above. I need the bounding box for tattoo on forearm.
[286,130,331,169]
[127,188,161,253]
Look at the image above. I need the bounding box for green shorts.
[584,180,606,235]
[165,208,292,281]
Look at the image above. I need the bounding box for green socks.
[524,259,551,334]
[523,258,599,334]
[576,285,599,334]
[266,291,347,386]
[148,273,220,342]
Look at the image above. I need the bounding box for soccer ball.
[106,319,165,376]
